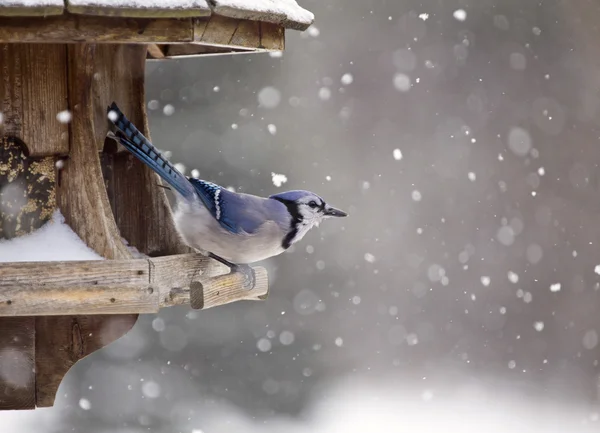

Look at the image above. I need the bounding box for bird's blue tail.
[107,102,195,200]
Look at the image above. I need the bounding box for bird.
[106,102,347,288]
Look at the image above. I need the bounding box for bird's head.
[270,190,347,247]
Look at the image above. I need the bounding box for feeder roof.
[0,0,314,30]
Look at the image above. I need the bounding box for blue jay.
[106,102,347,288]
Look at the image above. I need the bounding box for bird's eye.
[308,201,318,208]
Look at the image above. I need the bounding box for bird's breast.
[173,201,286,264]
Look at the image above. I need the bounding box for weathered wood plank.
[190,267,268,309]
[193,15,284,50]
[0,258,148,287]
[230,18,260,48]
[67,0,210,18]
[0,0,63,17]
[101,80,192,256]
[36,43,139,409]
[0,255,267,316]
[0,43,63,410]
[0,317,35,410]
[36,315,136,407]
[259,22,285,51]
[0,284,158,316]
[58,44,132,260]
[197,14,240,46]
[0,15,193,43]
[0,44,69,156]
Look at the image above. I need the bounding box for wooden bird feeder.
[0,0,313,410]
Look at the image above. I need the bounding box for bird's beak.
[324,205,348,217]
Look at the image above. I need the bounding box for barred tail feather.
[107,102,195,199]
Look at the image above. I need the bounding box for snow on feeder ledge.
[0,0,313,411]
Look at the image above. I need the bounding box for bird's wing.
[188,179,278,235]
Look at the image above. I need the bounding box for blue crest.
[269,190,322,203]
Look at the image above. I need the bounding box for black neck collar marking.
[272,197,304,249]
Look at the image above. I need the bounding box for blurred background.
[6,0,600,431]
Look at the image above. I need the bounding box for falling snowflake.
[307,26,320,37]
[341,73,354,86]
[481,276,491,287]
[550,283,561,292]
[56,110,72,124]
[453,9,467,21]
[271,172,288,187]
[418,13,429,21]
[173,163,186,175]
[163,104,175,116]
[393,148,403,160]
[107,110,118,122]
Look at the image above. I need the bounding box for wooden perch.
[0,254,268,317]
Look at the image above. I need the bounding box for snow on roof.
[67,0,212,18]
[0,0,314,30]
[0,0,64,16]
[0,210,103,262]
[209,0,314,30]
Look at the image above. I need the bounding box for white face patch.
[288,199,326,245]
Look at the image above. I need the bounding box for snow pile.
[0,210,102,262]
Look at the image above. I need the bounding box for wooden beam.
[0,15,285,49]
[0,255,268,316]
[193,16,284,51]
[0,15,193,43]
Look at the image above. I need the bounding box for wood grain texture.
[190,267,268,309]
[0,15,193,43]
[0,259,147,287]
[259,22,285,51]
[36,43,138,409]
[0,44,69,156]
[100,66,192,257]
[0,44,64,410]
[0,317,35,409]
[229,19,260,48]
[57,44,132,260]
[0,284,158,316]
[0,0,64,17]
[193,15,284,50]
[0,255,266,316]
[0,15,284,52]
[35,314,137,406]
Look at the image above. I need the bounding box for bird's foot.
[208,252,255,290]
[231,264,256,290]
